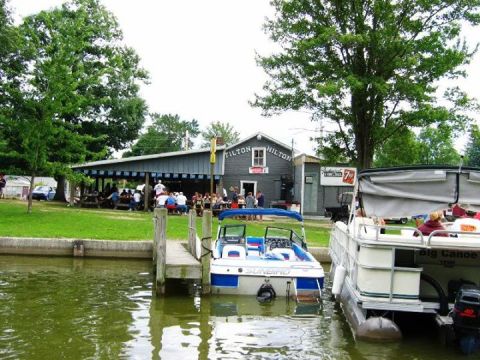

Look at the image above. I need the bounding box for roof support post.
[144,172,150,211]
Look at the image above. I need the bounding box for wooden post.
[188,211,197,258]
[144,172,150,211]
[201,210,212,295]
[154,208,167,295]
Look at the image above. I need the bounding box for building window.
[252,147,266,167]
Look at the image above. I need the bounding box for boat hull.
[211,258,324,298]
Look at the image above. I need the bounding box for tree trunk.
[53,174,67,202]
[27,174,35,214]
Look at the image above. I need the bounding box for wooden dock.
[165,241,201,279]
[153,208,211,295]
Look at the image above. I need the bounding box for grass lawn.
[0,199,332,247]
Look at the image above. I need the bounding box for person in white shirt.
[129,190,142,211]
[176,192,188,214]
[154,180,166,197]
[156,192,169,208]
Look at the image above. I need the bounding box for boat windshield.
[218,224,246,244]
[265,227,304,246]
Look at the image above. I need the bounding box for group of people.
[156,190,188,215]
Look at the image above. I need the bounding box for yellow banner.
[210,138,216,163]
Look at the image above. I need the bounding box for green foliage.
[254,0,480,169]
[374,126,461,167]
[465,125,480,167]
[416,126,461,165]
[0,0,149,179]
[125,114,200,156]
[374,129,420,167]
[201,121,240,147]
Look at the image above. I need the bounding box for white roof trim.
[226,132,293,151]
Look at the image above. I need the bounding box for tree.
[201,121,240,147]
[254,0,480,169]
[374,126,461,167]
[124,114,200,156]
[1,0,149,203]
[374,129,420,167]
[416,126,461,165]
[465,125,480,167]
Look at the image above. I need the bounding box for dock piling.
[201,210,212,295]
[188,211,197,258]
[154,208,167,295]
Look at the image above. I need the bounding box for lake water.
[0,255,475,359]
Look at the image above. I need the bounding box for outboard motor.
[256,283,276,303]
[452,285,480,355]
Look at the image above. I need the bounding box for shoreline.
[0,237,331,262]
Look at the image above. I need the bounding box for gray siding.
[223,138,293,206]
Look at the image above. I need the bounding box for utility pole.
[184,130,189,151]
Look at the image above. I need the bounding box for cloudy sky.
[10,1,480,155]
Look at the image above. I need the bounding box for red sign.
[343,169,355,184]
[249,167,269,174]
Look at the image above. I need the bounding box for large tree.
[2,0,149,202]
[124,114,200,156]
[254,0,480,169]
[0,0,147,205]
[200,121,240,147]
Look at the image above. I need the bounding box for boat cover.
[359,166,480,217]
[218,208,303,221]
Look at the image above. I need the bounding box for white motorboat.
[329,166,480,353]
[210,208,324,302]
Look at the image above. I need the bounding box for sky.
[10,1,480,156]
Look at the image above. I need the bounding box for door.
[240,181,256,197]
[303,173,318,213]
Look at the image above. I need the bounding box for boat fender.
[331,264,346,296]
[256,283,276,303]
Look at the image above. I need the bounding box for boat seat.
[270,248,296,261]
[246,236,265,255]
[222,245,246,260]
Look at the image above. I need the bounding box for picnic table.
[80,194,100,208]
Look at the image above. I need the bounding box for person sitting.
[156,192,169,208]
[203,193,211,210]
[237,195,245,209]
[175,192,188,215]
[129,190,142,211]
[415,211,448,237]
[194,194,204,216]
[165,193,177,213]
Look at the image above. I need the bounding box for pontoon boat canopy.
[359,166,480,217]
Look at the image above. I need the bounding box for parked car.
[32,186,56,201]
[384,217,409,224]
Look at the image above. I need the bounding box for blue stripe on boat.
[211,274,239,288]
[296,277,324,290]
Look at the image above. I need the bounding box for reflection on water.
[0,256,473,359]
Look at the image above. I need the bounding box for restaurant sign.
[249,166,269,174]
[320,167,356,186]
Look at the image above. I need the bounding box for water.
[0,256,477,359]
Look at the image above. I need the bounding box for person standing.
[245,191,255,220]
[0,174,6,199]
[256,190,265,221]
